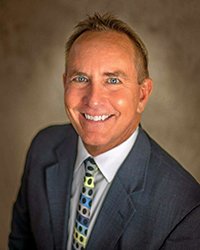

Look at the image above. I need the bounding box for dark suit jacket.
[9,124,200,250]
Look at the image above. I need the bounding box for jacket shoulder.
[145,132,200,208]
[34,123,75,141]
[149,134,199,184]
[28,123,77,157]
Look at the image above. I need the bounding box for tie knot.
[84,157,98,176]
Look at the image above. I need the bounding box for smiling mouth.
[83,113,112,122]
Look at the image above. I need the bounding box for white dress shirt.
[67,127,139,249]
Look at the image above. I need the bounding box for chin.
[82,136,106,147]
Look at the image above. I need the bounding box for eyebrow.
[67,70,128,79]
[68,71,88,77]
[103,71,128,79]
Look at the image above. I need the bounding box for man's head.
[63,13,152,156]
[65,13,149,84]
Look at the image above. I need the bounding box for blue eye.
[73,75,88,83]
[107,78,121,84]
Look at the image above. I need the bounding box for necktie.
[72,157,98,250]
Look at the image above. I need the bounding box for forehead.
[67,31,137,68]
[73,30,134,47]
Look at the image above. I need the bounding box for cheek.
[64,91,71,106]
[115,98,128,111]
[64,88,80,109]
[112,91,139,113]
[64,90,81,124]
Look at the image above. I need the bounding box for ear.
[137,78,153,114]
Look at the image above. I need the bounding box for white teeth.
[84,114,110,121]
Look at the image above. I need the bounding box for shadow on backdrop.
[0,0,200,249]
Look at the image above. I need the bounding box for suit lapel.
[45,129,78,250]
[86,128,151,250]
[86,176,136,250]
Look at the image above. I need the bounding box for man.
[9,13,200,250]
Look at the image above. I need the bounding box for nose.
[83,83,106,108]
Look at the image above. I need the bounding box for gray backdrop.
[1,0,200,249]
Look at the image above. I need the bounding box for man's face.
[64,31,152,156]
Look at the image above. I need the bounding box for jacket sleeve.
[8,145,37,250]
[160,205,200,250]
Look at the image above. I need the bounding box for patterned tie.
[72,157,98,250]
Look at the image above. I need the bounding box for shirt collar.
[75,127,139,183]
